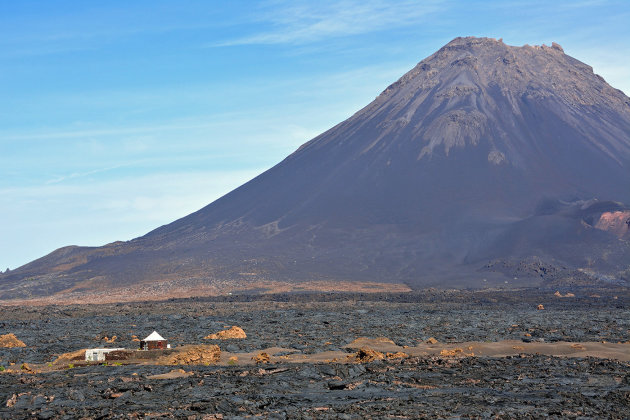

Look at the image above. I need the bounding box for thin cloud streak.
[45,165,126,185]
[1,121,225,142]
[1,62,407,146]
[213,0,448,46]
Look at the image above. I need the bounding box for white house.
[85,348,126,362]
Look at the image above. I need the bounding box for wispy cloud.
[1,61,406,146]
[214,0,447,46]
[1,120,223,142]
[490,0,609,12]
[45,165,126,185]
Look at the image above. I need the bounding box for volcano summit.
[3,37,630,302]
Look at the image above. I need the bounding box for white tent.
[143,331,165,341]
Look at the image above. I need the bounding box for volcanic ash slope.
[2,37,630,301]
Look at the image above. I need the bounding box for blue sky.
[1,0,629,270]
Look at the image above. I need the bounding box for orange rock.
[426,337,439,344]
[351,347,385,363]
[537,304,545,310]
[205,326,247,340]
[385,352,409,359]
[594,210,630,237]
[0,333,26,348]
[439,348,463,357]
[159,345,220,365]
[252,352,270,364]
[20,363,38,373]
[54,349,88,365]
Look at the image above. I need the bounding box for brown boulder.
[0,333,26,348]
[54,349,87,364]
[204,326,247,340]
[159,345,220,365]
[350,347,385,363]
[440,348,464,357]
[252,352,270,364]
[386,352,409,359]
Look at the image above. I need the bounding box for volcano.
[3,37,630,302]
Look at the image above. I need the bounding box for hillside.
[2,37,630,302]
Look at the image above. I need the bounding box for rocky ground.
[0,288,628,418]
[2,355,629,419]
